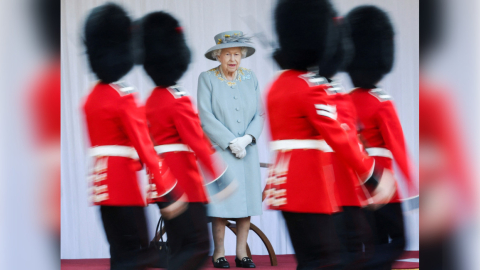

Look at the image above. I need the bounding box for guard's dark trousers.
[333,206,374,270]
[282,211,342,270]
[362,203,406,270]
[100,206,150,270]
[158,202,210,270]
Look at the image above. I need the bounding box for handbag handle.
[155,216,165,243]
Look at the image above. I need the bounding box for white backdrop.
[61,0,419,259]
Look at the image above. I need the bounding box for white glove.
[369,169,397,210]
[235,149,247,159]
[229,135,253,154]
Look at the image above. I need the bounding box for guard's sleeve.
[173,96,218,179]
[197,72,237,150]
[244,72,265,144]
[377,100,416,193]
[118,93,181,200]
[301,84,374,180]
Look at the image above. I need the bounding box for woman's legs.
[212,217,228,260]
[212,216,251,260]
[235,217,251,259]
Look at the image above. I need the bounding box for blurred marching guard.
[345,5,418,270]
[82,4,182,269]
[314,14,374,270]
[264,0,396,269]
[138,11,236,270]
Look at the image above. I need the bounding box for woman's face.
[218,47,242,74]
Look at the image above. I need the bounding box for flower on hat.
[216,33,252,45]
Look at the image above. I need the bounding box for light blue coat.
[197,66,264,218]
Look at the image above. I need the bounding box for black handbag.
[148,216,169,268]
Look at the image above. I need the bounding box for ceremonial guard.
[264,1,395,269]
[82,4,182,269]
[139,11,234,270]
[316,16,373,270]
[345,6,417,270]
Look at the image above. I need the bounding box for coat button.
[236,107,240,111]
[237,120,241,123]
[238,132,242,135]
[234,96,238,100]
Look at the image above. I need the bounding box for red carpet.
[61,252,419,269]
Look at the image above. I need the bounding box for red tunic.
[29,59,61,234]
[265,70,374,214]
[145,86,218,203]
[419,79,474,238]
[324,85,366,207]
[83,82,176,206]
[349,87,416,202]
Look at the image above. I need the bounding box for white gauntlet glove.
[369,169,397,210]
[229,135,253,159]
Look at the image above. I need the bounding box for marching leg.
[282,211,341,270]
[100,206,149,270]
[159,203,210,270]
[363,203,405,270]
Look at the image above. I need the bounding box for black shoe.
[212,257,230,268]
[235,257,256,268]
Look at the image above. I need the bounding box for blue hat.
[204,30,255,60]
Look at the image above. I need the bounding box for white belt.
[270,139,333,152]
[366,147,393,159]
[89,145,139,159]
[154,144,192,154]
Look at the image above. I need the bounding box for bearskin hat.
[141,11,191,87]
[36,0,60,55]
[274,0,337,70]
[346,5,395,88]
[420,0,442,57]
[318,17,354,79]
[84,3,134,83]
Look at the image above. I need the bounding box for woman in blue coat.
[197,31,264,268]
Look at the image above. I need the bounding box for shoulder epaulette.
[167,86,188,99]
[110,81,136,96]
[299,73,328,87]
[325,80,346,96]
[369,88,392,102]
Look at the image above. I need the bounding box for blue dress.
[197,66,264,218]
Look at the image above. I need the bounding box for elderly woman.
[197,31,264,268]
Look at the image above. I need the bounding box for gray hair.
[212,47,248,61]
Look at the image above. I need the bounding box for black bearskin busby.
[274,0,337,71]
[140,11,191,87]
[420,0,443,58]
[346,5,395,88]
[318,16,354,79]
[84,3,134,84]
[36,0,60,55]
